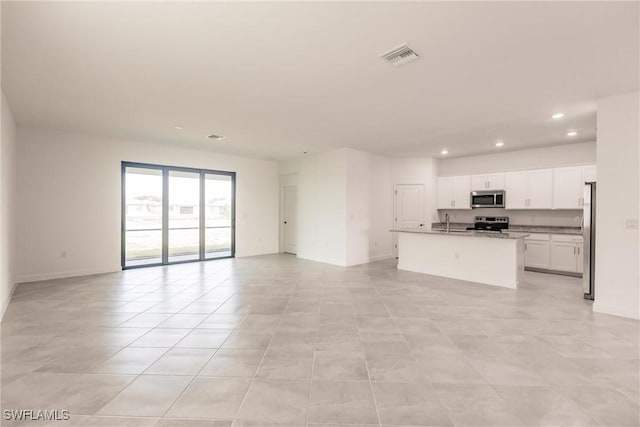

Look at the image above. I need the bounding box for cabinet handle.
[577,247,580,255]
[573,247,576,255]
[453,200,455,207]
[525,243,528,250]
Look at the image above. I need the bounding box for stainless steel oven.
[470,190,505,208]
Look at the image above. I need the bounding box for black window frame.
[121,161,236,269]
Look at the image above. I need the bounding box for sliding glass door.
[205,173,233,259]
[122,162,235,268]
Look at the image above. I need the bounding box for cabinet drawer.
[525,233,550,241]
[551,234,583,243]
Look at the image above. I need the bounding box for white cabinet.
[471,173,505,191]
[524,234,550,269]
[505,169,552,209]
[525,233,583,274]
[437,176,471,210]
[553,165,596,209]
[549,235,583,273]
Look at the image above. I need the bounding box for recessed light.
[566,131,578,137]
[495,140,505,147]
[173,125,184,130]
[552,113,565,120]
[207,134,226,141]
[440,149,448,155]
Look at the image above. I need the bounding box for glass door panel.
[123,167,163,267]
[168,170,201,263]
[204,174,233,259]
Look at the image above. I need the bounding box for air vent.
[207,134,226,141]
[381,44,419,66]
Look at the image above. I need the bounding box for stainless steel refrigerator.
[583,182,596,300]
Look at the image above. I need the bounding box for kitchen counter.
[392,228,525,289]
[431,223,582,235]
[391,228,529,239]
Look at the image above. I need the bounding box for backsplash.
[436,208,583,227]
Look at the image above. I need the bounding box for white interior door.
[283,185,297,254]
[394,184,424,256]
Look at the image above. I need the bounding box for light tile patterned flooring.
[1,254,638,427]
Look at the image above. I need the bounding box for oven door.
[471,192,497,208]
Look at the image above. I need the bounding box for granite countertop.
[431,223,582,236]
[390,229,529,240]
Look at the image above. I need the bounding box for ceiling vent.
[381,44,419,66]
[207,134,226,141]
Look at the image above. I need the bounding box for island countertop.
[390,229,530,240]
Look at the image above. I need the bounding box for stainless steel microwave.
[470,190,505,208]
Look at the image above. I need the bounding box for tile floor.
[1,254,638,427]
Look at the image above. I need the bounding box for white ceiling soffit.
[2,2,638,159]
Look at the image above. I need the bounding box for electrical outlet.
[625,219,639,229]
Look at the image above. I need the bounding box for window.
[122,162,235,268]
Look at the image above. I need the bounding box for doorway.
[394,184,425,257]
[122,162,235,268]
[282,185,297,254]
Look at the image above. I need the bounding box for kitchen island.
[392,229,529,289]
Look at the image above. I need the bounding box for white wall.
[1,92,17,317]
[438,142,596,176]
[15,127,280,283]
[594,92,639,320]
[279,148,396,267]
[279,149,348,266]
[345,149,394,266]
[391,157,439,227]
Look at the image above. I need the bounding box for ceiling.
[2,2,638,160]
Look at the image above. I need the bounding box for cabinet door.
[437,177,454,209]
[525,240,550,269]
[553,167,583,209]
[550,241,578,272]
[583,165,597,183]
[453,175,471,209]
[576,244,584,273]
[486,173,505,190]
[504,171,528,209]
[528,169,553,209]
[471,175,488,191]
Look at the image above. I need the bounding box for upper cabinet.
[471,173,505,191]
[504,169,552,209]
[553,165,596,209]
[437,176,471,209]
[437,164,596,211]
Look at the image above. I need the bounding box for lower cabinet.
[549,235,583,273]
[524,235,550,269]
[525,233,583,274]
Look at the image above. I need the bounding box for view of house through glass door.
[122,162,235,268]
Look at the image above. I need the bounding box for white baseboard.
[369,254,395,263]
[16,266,122,284]
[593,301,640,320]
[1,279,18,321]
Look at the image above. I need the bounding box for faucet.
[445,213,450,233]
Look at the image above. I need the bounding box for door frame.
[393,183,425,258]
[281,184,297,254]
